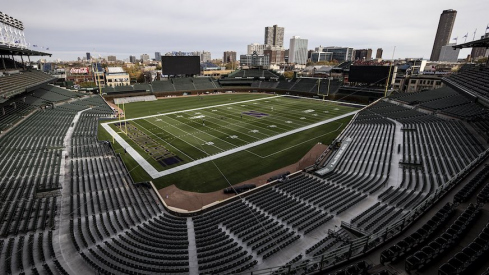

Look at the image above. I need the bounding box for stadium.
[2,9,489,275]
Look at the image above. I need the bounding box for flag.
[453,37,458,41]
[46,47,49,50]
[33,45,38,47]
[463,33,468,38]
[486,24,489,31]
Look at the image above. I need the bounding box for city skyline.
[2,0,488,61]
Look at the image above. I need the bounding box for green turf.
[98,93,358,192]
[122,93,273,119]
[155,116,353,193]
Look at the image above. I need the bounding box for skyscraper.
[86,52,91,61]
[247,43,267,55]
[201,51,211,62]
[155,52,161,61]
[264,25,284,47]
[223,51,237,63]
[289,36,308,64]
[430,9,457,61]
[140,54,150,62]
[376,48,383,59]
[354,49,372,60]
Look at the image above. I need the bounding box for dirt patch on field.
[158,143,328,211]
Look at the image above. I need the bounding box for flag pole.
[123,102,127,135]
[384,46,396,98]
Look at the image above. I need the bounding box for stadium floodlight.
[0,11,27,49]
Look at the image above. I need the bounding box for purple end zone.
[242,110,269,118]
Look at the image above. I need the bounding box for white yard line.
[245,122,344,159]
[101,110,359,179]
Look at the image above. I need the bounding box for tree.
[79,81,97,88]
[225,62,238,70]
[476,57,488,64]
[123,64,144,83]
[307,60,340,66]
[283,71,294,79]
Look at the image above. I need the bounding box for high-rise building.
[155,52,161,61]
[107,55,117,62]
[471,33,489,60]
[140,54,150,62]
[354,49,373,60]
[264,25,284,47]
[289,36,308,64]
[264,47,285,64]
[438,43,460,62]
[247,43,267,55]
[240,52,269,67]
[376,48,383,59]
[86,52,91,61]
[201,51,211,62]
[223,51,237,63]
[310,52,333,63]
[129,55,136,63]
[430,9,457,61]
[323,47,354,62]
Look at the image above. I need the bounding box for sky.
[2,0,489,62]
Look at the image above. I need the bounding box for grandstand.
[101,77,221,95]
[3,19,489,275]
[0,41,53,103]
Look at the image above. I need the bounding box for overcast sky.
[3,0,488,61]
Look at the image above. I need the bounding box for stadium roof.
[452,37,489,49]
[0,44,51,56]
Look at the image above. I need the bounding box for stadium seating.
[444,66,489,100]
[192,77,219,90]
[0,70,55,101]
[2,60,489,275]
[172,78,195,91]
[389,86,488,120]
[227,69,279,79]
[150,80,176,92]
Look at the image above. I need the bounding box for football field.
[100,94,361,192]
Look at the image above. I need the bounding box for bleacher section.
[0,58,24,70]
[172,78,195,91]
[102,77,220,94]
[390,86,488,120]
[193,77,218,90]
[0,70,56,102]
[0,84,83,131]
[151,80,176,92]
[227,69,279,79]
[444,65,489,101]
[257,78,341,95]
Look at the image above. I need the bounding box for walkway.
[53,108,94,275]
